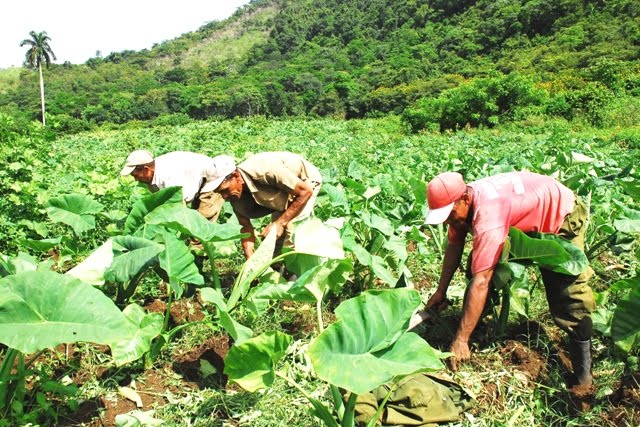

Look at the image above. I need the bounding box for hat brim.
[210,176,226,191]
[120,165,136,176]
[424,202,454,225]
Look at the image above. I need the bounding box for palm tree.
[20,31,56,126]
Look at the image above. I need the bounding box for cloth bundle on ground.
[346,373,473,427]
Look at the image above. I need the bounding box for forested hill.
[1,0,639,133]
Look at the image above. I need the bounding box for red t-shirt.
[448,172,575,274]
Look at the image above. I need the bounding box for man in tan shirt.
[207,152,322,259]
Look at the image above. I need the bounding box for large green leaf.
[508,228,570,265]
[309,289,445,395]
[224,331,293,392]
[361,212,395,237]
[46,193,104,236]
[0,271,133,353]
[158,231,203,287]
[228,227,278,309]
[508,228,587,275]
[248,258,353,305]
[145,204,244,242]
[111,304,163,366]
[104,236,164,283]
[66,239,114,286]
[18,237,61,253]
[611,277,640,352]
[124,186,183,235]
[292,218,345,259]
[247,281,316,305]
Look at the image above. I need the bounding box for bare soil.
[55,296,232,427]
[500,339,547,382]
[144,296,207,325]
[604,372,640,426]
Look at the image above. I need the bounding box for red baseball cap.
[424,172,466,224]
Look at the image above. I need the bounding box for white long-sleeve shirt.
[150,151,217,202]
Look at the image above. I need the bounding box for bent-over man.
[422,170,595,388]
[206,151,322,260]
[120,150,224,222]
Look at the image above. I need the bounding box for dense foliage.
[1,0,639,133]
[0,116,638,425]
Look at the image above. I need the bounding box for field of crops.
[0,116,639,426]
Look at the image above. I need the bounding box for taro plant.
[0,270,160,425]
[200,217,349,344]
[593,248,640,353]
[13,193,105,269]
[224,288,446,427]
[610,269,640,352]
[490,227,589,334]
[321,161,426,289]
[56,186,245,363]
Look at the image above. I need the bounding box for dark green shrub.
[152,113,192,127]
[402,72,546,132]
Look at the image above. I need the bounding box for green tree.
[20,30,56,126]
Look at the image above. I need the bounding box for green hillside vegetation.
[0,1,639,425]
[0,0,639,134]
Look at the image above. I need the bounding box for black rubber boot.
[568,339,593,386]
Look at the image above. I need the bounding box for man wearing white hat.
[420,170,595,390]
[206,151,322,260]
[120,150,224,222]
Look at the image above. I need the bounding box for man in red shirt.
[423,171,595,388]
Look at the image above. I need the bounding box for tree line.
[1,0,639,135]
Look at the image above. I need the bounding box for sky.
[0,0,251,69]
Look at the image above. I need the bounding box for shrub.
[402,72,546,132]
[153,113,193,127]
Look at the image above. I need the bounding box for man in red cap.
[422,171,595,389]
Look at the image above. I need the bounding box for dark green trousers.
[540,197,595,341]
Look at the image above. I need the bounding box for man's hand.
[426,289,449,312]
[261,221,285,239]
[449,339,471,371]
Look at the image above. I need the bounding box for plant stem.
[275,371,339,427]
[0,348,19,411]
[203,242,221,290]
[164,285,174,333]
[330,385,345,421]
[317,299,325,333]
[341,392,357,427]
[366,381,398,427]
[586,231,617,258]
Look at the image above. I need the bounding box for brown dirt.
[500,340,547,382]
[172,334,232,388]
[280,301,319,336]
[604,372,640,426]
[59,370,177,427]
[59,334,231,427]
[144,296,207,325]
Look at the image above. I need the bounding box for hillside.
[0,0,639,133]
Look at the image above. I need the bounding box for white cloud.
[1,0,251,68]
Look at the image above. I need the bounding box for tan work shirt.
[231,152,322,219]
